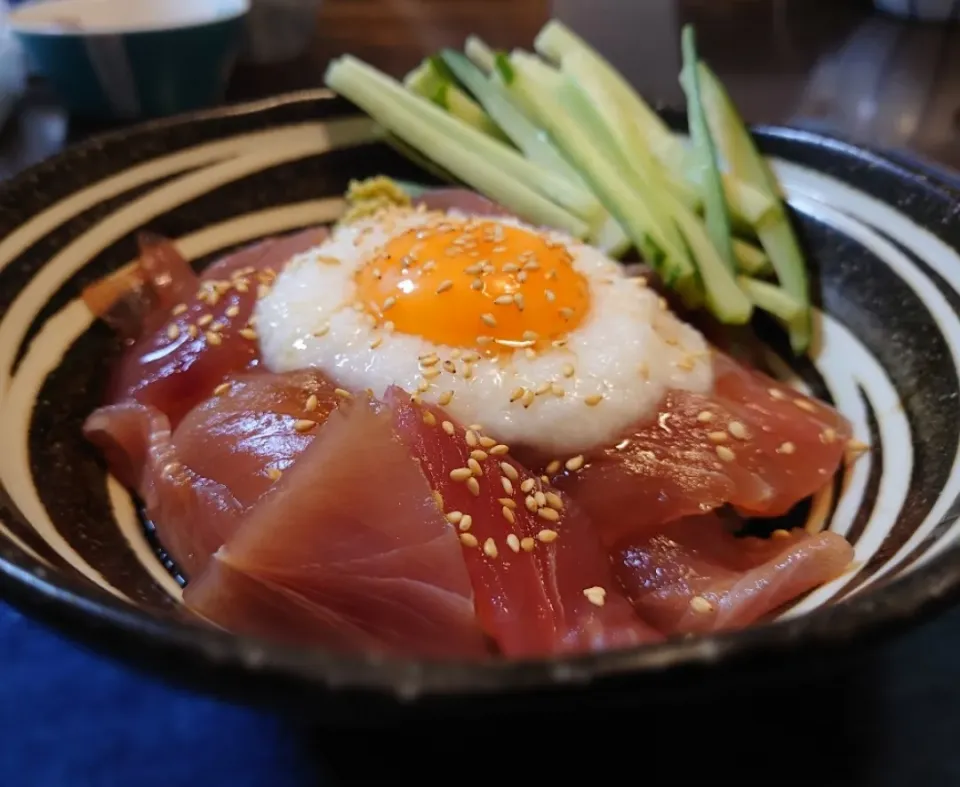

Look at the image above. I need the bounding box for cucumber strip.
[328,56,604,230]
[440,50,582,183]
[379,131,456,184]
[732,238,772,276]
[666,190,752,324]
[737,276,802,322]
[510,61,694,284]
[405,58,507,141]
[699,61,811,352]
[535,19,770,227]
[325,57,589,238]
[680,25,737,275]
[594,214,632,258]
[465,35,496,74]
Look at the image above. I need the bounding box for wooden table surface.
[3,0,960,179]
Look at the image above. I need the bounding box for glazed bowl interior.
[8,0,249,35]
[1,92,960,715]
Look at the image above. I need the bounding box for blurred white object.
[241,0,321,64]
[874,0,960,21]
[0,1,27,131]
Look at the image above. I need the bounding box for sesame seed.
[460,533,479,548]
[476,335,493,345]
[559,307,574,320]
[481,313,497,327]
[522,330,539,342]
[522,260,540,271]
[494,295,514,306]
[370,336,383,350]
[489,444,509,456]
[469,422,483,432]
[534,382,552,396]
[266,467,283,481]
[509,387,526,403]
[172,303,187,316]
[501,476,514,496]
[442,360,457,374]
[465,430,479,448]
[551,383,565,397]
[520,478,536,494]
[521,389,535,408]
[821,428,837,444]
[334,388,352,399]
[708,431,728,443]
[534,491,547,507]
[502,263,519,273]
[420,355,440,368]
[197,314,214,327]
[520,537,536,552]
[506,534,521,553]
[729,421,748,440]
[209,321,225,333]
[187,325,199,339]
[467,457,484,476]
[471,279,484,291]
[466,477,481,496]
[583,586,607,607]
[446,511,463,524]
[772,528,792,541]
[383,296,396,311]
[716,445,736,462]
[769,388,786,400]
[689,596,713,614]
[305,394,318,412]
[778,441,796,455]
[441,420,455,436]
[213,382,231,396]
[313,324,330,338]
[225,305,240,318]
[537,507,560,522]
[166,324,180,340]
[294,419,315,433]
[499,498,517,510]
[525,495,539,513]
[479,436,497,448]
[537,529,559,543]
[500,462,518,481]
[565,455,585,472]
[436,280,454,294]
[513,293,525,310]
[544,492,564,510]
[545,289,556,303]
[697,411,714,423]
[438,390,454,406]
[483,538,499,558]
[450,467,473,482]
[240,328,258,340]
[545,460,562,475]
[795,399,817,413]
[206,331,222,346]
[422,411,437,426]
[459,514,473,532]
[562,363,575,378]
[502,506,516,525]
[417,379,430,393]
[584,394,603,407]
[432,490,444,510]
[422,367,441,379]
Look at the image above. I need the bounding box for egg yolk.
[354,219,590,352]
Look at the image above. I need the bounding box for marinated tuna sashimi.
[184,399,489,658]
[84,229,327,426]
[550,353,853,546]
[614,514,854,635]
[388,388,661,657]
[85,369,341,575]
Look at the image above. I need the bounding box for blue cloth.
[0,603,329,787]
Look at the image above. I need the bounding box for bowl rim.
[8,0,251,37]
[2,89,960,700]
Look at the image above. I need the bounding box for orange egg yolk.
[354,219,590,352]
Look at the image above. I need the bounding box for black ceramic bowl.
[1,91,960,721]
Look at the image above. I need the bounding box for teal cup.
[9,0,250,120]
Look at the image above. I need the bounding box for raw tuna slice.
[387,387,660,657]
[551,353,853,546]
[613,515,854,635]
[84,229,327,426]
[85,369,341,575]
[184,399,488,658]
